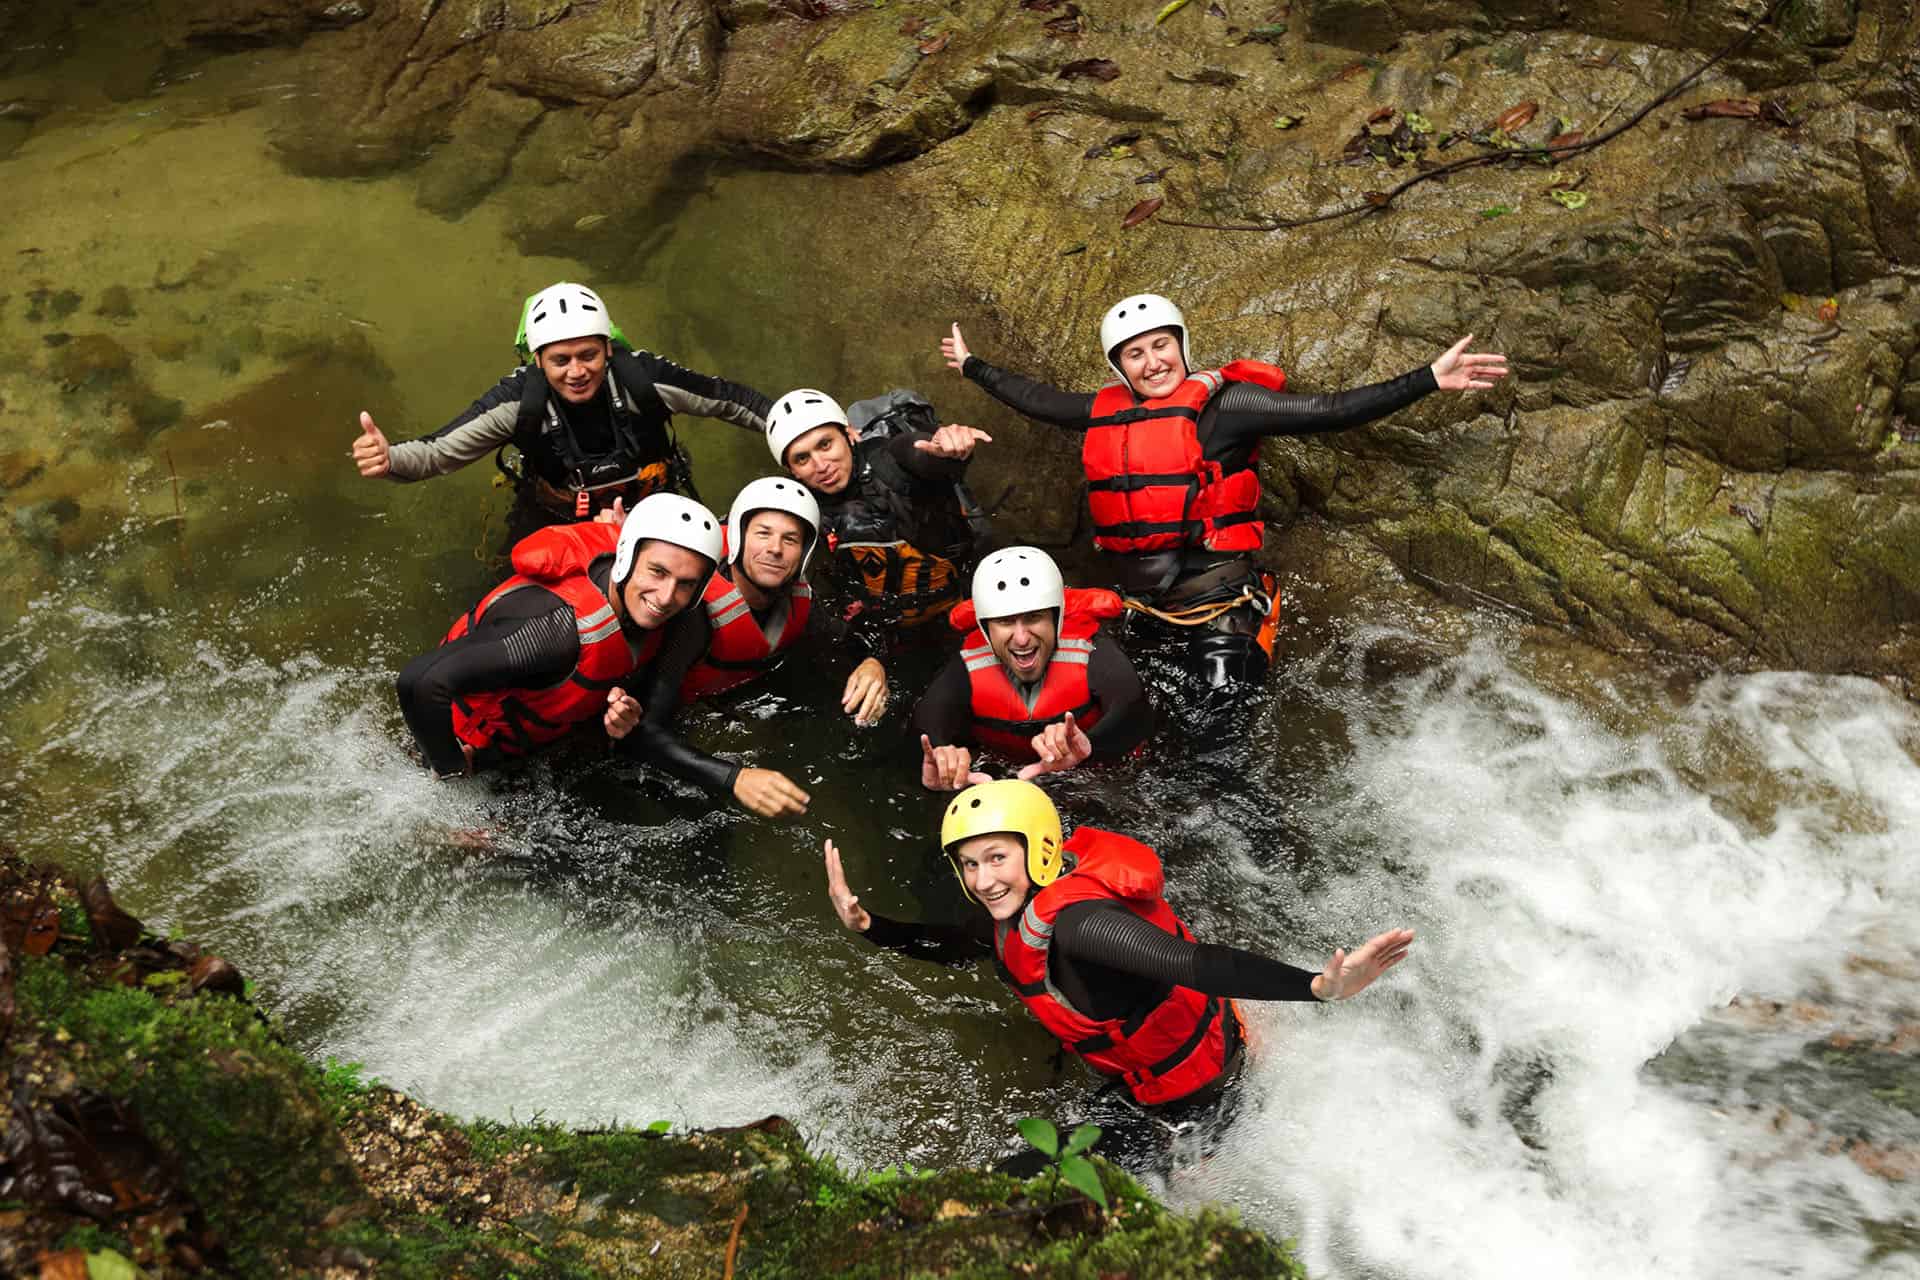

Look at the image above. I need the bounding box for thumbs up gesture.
[351,411,391,478]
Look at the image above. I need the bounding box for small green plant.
[1479,204,1515,220]
[317,1056,378,1115]
[1015,1117,1108,1211]
[645,1119,672,1134]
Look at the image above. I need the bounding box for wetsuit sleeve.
[1051,902,1321,1001]
[909,656,976,750]
[394,587,580,774]
[1206,366,1439,453]
[860,911,994,965]
[385,369,528,482]
[962,356,1098,430]
[619,609,743,796]
[1083,635,1150,760]
[886,430,968,483]
[644,353,774,434]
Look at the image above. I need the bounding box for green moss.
[328,1214,601,1280]
[55,983,363,1273]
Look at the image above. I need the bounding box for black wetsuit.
[396,558,622,776]
[909,629,1153,763]
[384,348,771,538]
[810,429,978,649]
[618,566,869,798]
[861,901,1323,1173]
[963,355,1438,715]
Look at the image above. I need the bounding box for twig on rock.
[1162,0,1791,232]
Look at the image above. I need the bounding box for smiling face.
[782,423,854,495]
[738,510,806,593]
[952,832,1033,922]
[538,335,611,405]
[1115,326,1188,400]
[984,609,1058,684]
[616,539,712,630]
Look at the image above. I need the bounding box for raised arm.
[941,322,1097,429]
[1211,335,1508,446]
[370,369,528,482]
[824,839,993,965]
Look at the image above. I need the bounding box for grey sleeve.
[385,401,519,482]
[649,356,774,434]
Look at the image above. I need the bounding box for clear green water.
[2,28,1917,1280]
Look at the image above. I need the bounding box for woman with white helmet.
[351,282,774,541]
[395,492,722,776]
[822,780,1414,1174]
[911,547,1151,790]
[766,386,993,641]
[939,299,1507,723]
[602,477,890,818]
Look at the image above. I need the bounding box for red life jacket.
[1081,359,1288,556]
[948,589,1123,760]
[444,522,662,756]
[677,566,814,704]
[995,827,1244,1106]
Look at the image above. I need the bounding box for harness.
[677,568,814,704]
[949,589,1122,759]
[994,827,1244,1106]
[820,438,968,629]
[1081,360,1288,559]
[444,523,661,757]
[498,345,695,517]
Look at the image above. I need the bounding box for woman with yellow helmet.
[821,779,1413,1171]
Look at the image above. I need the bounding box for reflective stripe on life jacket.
[1081,360,1287,556]
[445,522,661,757]
[678,569,814,703]
[948,589,1122,760]
[994,827,1243,1106]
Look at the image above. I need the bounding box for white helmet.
[1099,293,1193,381]
[972,546,1066,628]
[521,282,613,355]
[766,388,848,466]
[727,476,821,580]
[612,492,723,587]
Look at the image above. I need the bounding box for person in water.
[822,779,1413,1172]
[912,546,1151,790]
[352,282,772,537]
[766,387,991,643]
[940,296,1507,722]
[604,477,888,819]
[396,492,722,777]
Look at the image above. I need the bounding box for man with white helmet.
[911,546,1151,790]
[940,299,1507,723]
[602,477,889,818]
[395,492,722,776]
[352,282,772,538]
[766,386,993,641]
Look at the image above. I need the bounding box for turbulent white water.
[1186,638,1920,1279]
[7,584,1916,1278]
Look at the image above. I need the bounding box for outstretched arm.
[1052,903,1413,1002]
[824,839,992,964]
[942,322,1098,428]
[646,352,775,433]
[1210,335,1508,447]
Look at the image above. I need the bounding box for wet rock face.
[43,0,1920,685]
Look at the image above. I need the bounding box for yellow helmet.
[939,780,1065,901]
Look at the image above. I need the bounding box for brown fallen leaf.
[1681,98,1761,120]
[24,905,59,956]
[1328,61,1368,84]
[83,877,143,950]
[898,16,926,33]
[1059,58,1121,81]
[1362,190,1393,207]
[917,32,950,54]
[1545,131,1584,150]
[1122,195,1164,228]
[1366,106,1395,125]
[1493,101,1538,133]
[1816,297,1839,324]
[37,1249,90,1280]
[189,954,245,996]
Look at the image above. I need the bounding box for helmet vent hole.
[969,798,981,808]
